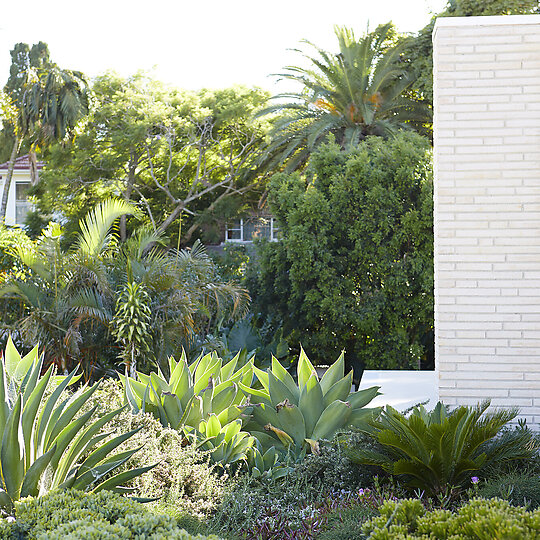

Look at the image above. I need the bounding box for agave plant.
[342,401,537,496]
[0,340,152,513]
[248,446,292,481]
[193,415,256,465]
[120,350,254,430]
[240,349,380,456]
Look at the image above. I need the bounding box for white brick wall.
[434,15,540,427]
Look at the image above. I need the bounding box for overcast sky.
[0,0,447,93]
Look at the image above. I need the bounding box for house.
[225,214,279,243]
[0,155,43,226]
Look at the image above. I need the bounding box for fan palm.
[259,23,431,170]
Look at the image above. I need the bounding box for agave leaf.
[268,371,297,407]
[91,464,156,493]
[297,347,316,389]
[319,351,345,396]
[15,345,40,384]
[271,357,299,402]
[348,385,381,410]
[20,443,57,498]
[0,359,10,437]
[323,371,353,407]
[276,401,306,447]
[212,385,236,413]
[1,395,25,500]
[44,384,99,450]
[4,336,22,380]
[36,366,80,452]
[311,400,351,441]
[21,365,53,467]
[298,373,325,437]
[162,392,183,429]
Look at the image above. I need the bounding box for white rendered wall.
[434,15,540,427]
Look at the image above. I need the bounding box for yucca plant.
[342,401,537,496]
[0,340,152,513]
[240,349,380,456]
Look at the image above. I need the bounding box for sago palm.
[259,23,431,170]
[342,401,536,497]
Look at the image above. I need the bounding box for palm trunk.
[29,149,40,186]
[0,137,21,222]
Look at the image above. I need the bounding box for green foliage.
[478,471,540,510]
[83,379,229,520]
[259,23,430,171]
[343,401,536,497]
[362,497,540,539]
[1,202,249,376]
[0,340,150,512]
[249,132,433,371]
[2,489,221,539]
[33,73,270,245]
[241,349,380,456]
[121,350,256,466]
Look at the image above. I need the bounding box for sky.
[0,0,447,93]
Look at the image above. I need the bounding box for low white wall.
[434,15,540,427]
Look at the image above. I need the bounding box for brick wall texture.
[434,15,540,426]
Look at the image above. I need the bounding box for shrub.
[478,471,540,510]
[342,401,536,497]
[2,489,221,539]
[83,379,229,520]
[248,132,433,372]
[362,497,540,539]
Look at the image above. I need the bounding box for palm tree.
[259,24,431,170]
[110,228,250,372]
[0,65,89,220]
[0,200,250,377]
[0,199,136,374]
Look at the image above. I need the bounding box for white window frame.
[226,217,279,243]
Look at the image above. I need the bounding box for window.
[15,182,31,225]
[226,216,279,243]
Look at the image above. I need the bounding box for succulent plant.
[0,339,151,512]
[240,349,380,456]
[192,415,256,466]
[120,350,254,430]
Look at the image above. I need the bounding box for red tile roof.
[0,154,45,171]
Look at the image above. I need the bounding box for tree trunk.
[0,137,21,222]
[29,149,40,186]
[120,159,137,242]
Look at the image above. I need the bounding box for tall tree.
[258,24,431,171]
[34,74,269,245]
[0,42,89,221]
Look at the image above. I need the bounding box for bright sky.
[0,0,447,93]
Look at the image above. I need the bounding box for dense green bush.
[362,497,540,539]
[248,132,433,374]
[0,489,221,539]
[343,401,536,497]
